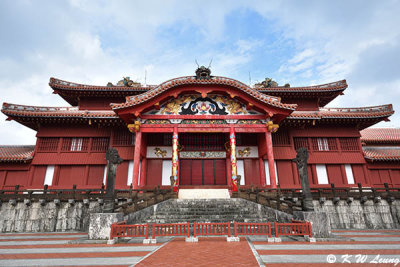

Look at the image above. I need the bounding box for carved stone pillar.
[104,148,123,213]
[293,147,314,211]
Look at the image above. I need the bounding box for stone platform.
[178,189,230,199]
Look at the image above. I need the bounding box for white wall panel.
[43,165,55,185]
[345,164,355,184]
[162,160,172,186]
[316,164,329,184]
[127,160,134,185]
[237,160,245,185]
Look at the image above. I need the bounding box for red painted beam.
[140,115,265,120]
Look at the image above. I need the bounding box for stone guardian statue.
[104,148,123,213]
[293,147,315,211]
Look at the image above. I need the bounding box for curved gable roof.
[111,76,297,112]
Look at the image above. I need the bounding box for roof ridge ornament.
[195,60,212,80]
[107,77,142,87]
[256,77,290,88]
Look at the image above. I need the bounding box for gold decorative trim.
[154,147,167,158]
[238,147,251,157]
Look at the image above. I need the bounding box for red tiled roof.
[50,77,347,94]
[255,80,348,107]
[111,76,297,111]
[0,145,35,162]
[49,77,155,92]
[49,78,156,106]
[363,147,400,161]
[287,111,321,119]
[2,103,119,119]
[360,128,400,143]
[287,105,394,120]
[254,80,347,92]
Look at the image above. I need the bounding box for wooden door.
[180,159,191,185]
[179,159,226,185]
[215,159,227,185]
[146,159,162,186]
[203,160,214,185]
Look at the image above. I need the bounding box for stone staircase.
[125,198,293,224]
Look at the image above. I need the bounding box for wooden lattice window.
[340,138,360,151]
[272,130,290,146]
[311,138,337,151]
[113,130,133,146]
[327,138,337,150]
[61,138,89,152]
[180,133,226,151]
[37,138,59,152]
[236,133,257,146]
[293,137,309,150]
[92,138,110,152]
[147,133,172,146]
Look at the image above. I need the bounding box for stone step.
[178,189,230,199]
[154,210,260,214]
[155,213,263,217]
[152,215,268,219]
[144,219,273,224]
[125,198,293,226]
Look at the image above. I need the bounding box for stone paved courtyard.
[0,229,399,266]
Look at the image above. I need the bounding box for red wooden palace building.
[0,67,398,191]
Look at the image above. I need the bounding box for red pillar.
[230,127,238,191]
[132,131,142,189]
[259,157,266,186]
[265,131,277,189]
[140,157,147,187]
[171,127,179,191]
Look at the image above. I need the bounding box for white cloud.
[67,32,103,60]
[0,0,399,145]
[236,39,263,54]
[288,49,314,64]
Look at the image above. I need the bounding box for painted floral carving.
[214,96,246,115]
[161,95,194,115]
[150,94,261,116]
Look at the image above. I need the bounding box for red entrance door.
[180,159,226,185]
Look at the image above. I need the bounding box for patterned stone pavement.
[135,237,259,267]
[254,229,400,266]
[0,232,160,266]
[0,230,399,266]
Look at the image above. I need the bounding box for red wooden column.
[171,127,179,192]
[230,127,238,191]
[139,157,147,187]
[259,157,266,186]
[132,131,142,189]
[266,121,279,189]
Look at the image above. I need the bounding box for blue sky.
[1,0,399,144]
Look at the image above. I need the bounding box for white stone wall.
[0,198,399,232]
[313,199,400,229]
[0,201,103,232]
